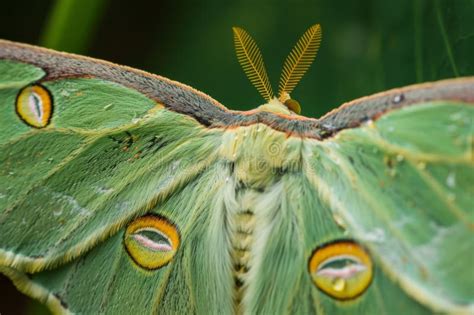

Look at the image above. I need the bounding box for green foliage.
[40,0,109,54]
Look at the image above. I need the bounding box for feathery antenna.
[278,24,322,100]
[233,27,274,102]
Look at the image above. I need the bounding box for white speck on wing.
[51,191,92,217]
[362,227,386,243]
[446,172,456,188]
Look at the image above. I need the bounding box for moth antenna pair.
[232,24,322,113]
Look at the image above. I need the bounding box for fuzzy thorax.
[219,123,303,189]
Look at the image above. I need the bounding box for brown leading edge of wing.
[0,39,473,140]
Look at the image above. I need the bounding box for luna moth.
[0,23,473,315]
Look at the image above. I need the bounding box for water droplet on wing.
[446,172,456,188]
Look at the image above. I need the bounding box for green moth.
[0,24,473,314]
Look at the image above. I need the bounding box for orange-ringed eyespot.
[16,84,53,128]
[308,240,373,300]
[124,215,180,270]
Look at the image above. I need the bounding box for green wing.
[241,100,472,314]
[0,43,236,313]
[305,101,473,313]
[0,76,221,271]
[1,162,235,314]
[238,170,433,314]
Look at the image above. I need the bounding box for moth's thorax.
[219,123,303,189]
[256,98,293,115]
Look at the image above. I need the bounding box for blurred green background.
[0,0,473,314]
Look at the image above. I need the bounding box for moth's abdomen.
[230,205,255,311]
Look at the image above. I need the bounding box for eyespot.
[16,84,53,128]
[124,215,180,270]
[308,240,373,300]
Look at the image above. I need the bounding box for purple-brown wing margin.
[0,39,473,139]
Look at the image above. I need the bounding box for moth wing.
[306,100,473,313]
[0,43,223,276]
[1,161,237,314]
[236,167,432,314]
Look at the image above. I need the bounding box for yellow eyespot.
[124,215,180,270]
[16,84,53,128]
[308,240,373,300]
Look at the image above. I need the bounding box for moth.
[0,24,473,314]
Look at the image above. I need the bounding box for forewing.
[306,101,473,313]
[0,56,223,274]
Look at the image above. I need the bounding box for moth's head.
[255,97,297,116]
[232,24,322,115]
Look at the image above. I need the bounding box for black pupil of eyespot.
[137,230,170,246]
[32,93,42,117]
[320,257,357,270]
